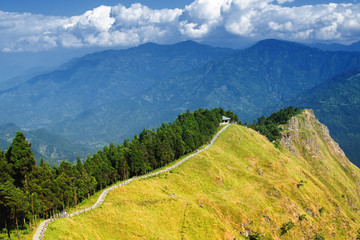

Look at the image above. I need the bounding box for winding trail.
[32,124,231,240]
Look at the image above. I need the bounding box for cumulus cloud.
[179,0,231,38]
[1,0,360,52]
[64,5,115,31]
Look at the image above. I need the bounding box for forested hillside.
[0,108,237,239]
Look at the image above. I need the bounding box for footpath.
[32,123,231,240]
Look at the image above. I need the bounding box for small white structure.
[221,116,231,125]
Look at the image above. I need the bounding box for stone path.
[32,124,231,240]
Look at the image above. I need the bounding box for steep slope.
[294,68,360,166]
[0,41,234,128]
[52,39,360,147]
[45,111,360,239]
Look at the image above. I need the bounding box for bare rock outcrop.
[281,109,346,160]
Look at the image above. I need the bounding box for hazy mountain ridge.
[0,41,234,128]
[1,39,360,165]
[0,123,92,164]
[51,40,360,154]
[307,40,360,52]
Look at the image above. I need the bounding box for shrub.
[249,232,262,240]
[273,140,282,149]
[280,221,295,235]
[313,233,325,240]
[297,180,306,188]
[299,214,306,221]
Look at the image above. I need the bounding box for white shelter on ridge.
[221,116,231,125]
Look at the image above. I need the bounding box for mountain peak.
[174,40,203,47]
[135,40,206,52]
[249,38,317,52]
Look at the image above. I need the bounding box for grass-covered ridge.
[45,111,360,239]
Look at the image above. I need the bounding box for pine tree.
[5,131,36,190]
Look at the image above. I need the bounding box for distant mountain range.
[1,39,360,166]
[0,41,233,128]
[307,40,360,52]
[0,123,91,165]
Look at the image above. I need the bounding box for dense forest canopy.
[0,107,238,238]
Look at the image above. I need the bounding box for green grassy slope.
[45,111,360,239]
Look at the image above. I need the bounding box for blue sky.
[1,1,358,16]
[1,0,360,81]
[0,0,189,16]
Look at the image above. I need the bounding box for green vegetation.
[299,214,307,221]
[280,221,295,235]
[249,232,263,240]
[297,180,306,188]
[0,132,35,239]
[0,107,236,238]
[249,106,302,142]
[44,111,360,239]
[313,233,325,240]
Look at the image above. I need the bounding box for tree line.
[249,106,302,142]
[0,107,238,238]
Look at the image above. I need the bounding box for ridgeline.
[44,110,360,239]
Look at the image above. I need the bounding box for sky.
[1,0,360,80]
[0,0,189,16]
[1,0,360,53]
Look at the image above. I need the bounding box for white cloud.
[64,5,115,31]
[1,1,360,52]
[179,0,231,38]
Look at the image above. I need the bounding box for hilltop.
[45,110,360,239]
